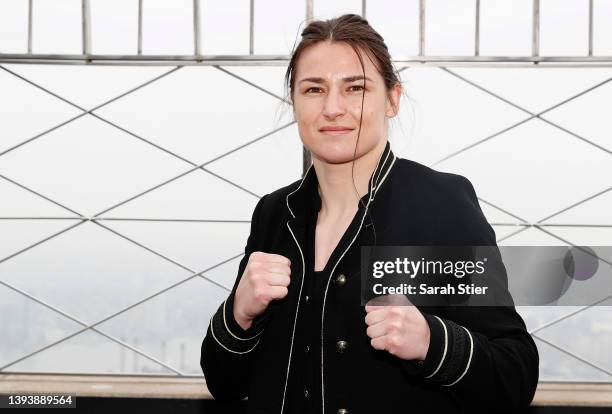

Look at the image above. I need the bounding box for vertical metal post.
[249,0,254,55]
[362,0,366,19]
[81,0,91,55]
[306,0,313,22]
[419,0,425,57]
[303,0,314,176]
[532,0,540,58]
[133,337,139,372]
[193,0,201,55]
[588,0,593,56]
[475,0,480,56]
[27,0,33,53]
[138,0,143,54]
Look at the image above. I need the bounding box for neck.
[313,139,387,219]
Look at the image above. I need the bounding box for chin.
[310,144,364,165]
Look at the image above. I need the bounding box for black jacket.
[200,141,539,414]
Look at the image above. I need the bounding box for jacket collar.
[286,140,396,220]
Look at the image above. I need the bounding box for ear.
[385,82,402,118]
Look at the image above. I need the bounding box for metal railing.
[0,0,611,67]
[1,373,612,407]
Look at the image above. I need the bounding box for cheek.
[294,110,317,140]
[294,103,319,124]
[349,97,385,123]
[349,106,377,125]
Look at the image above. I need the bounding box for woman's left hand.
[364,296,431,362]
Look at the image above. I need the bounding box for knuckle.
[249,271,259,282]
[391,320,402,332]
[389,336,399,347]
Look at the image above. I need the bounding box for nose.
[322,87,346,120]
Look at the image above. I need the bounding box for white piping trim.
[279,163,313,414]
[373,154,396,198]
[372,143,391,191]
[424,315,448,379]
[320,145,390,414]
[223,298,263,341]
[320,199,371,414]
[286,163,314,219]
[442,326,474,387]
[281,220,306,414]
[209,316,261,354]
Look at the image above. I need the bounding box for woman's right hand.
[233,251,292,330]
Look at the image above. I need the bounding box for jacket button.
[304,345,310,353]
[305,295,310,303]
[336,340,348,353]
[304,389,310,398]
[334,273,346,287]
[337,409,349,414]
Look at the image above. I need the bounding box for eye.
[305,87,323,93]
[349,85,365,92]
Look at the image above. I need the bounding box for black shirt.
[296,192,326,414]
[300,269,324,414]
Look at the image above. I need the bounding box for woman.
[201,14,539,414]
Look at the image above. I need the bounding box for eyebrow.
[298,75,374,85]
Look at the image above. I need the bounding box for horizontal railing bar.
[0,374,611,405]
[4,53,612,65]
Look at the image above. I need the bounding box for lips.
[319,126,354,135]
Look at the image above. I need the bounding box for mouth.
[319,128,354,136]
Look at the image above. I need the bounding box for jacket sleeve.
[402,175,539,413]
[200,194,272,401]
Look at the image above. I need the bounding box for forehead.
[295,40,379,80]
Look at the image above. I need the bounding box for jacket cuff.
[208,293,269,354]
[224,292,270,338]
[402,313,474,386]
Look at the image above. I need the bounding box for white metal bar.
[589,0,593,56]
[306,0,313,21]
[27,0,33,53]
[5,54,612,67]
[419,0,425,57]
[249,0,254,55]
[138,0,143,54]
[194,0,201,55]
[533,0,540,57]
[475,0,480,56]
[81,0,91,55]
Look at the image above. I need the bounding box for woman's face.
[292,40,400,164]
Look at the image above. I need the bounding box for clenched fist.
[364,295,431,361]
[233,251,291,330]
